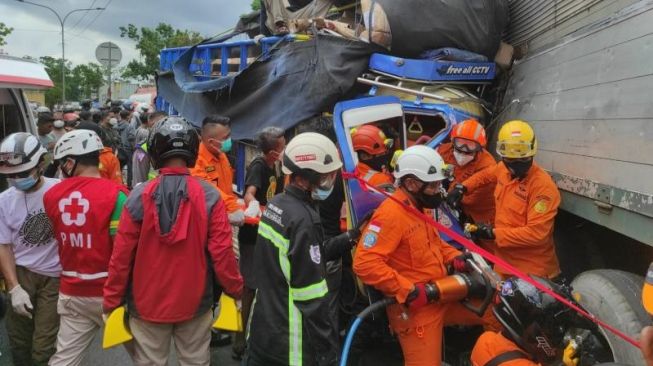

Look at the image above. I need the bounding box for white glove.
[9,285,33,319]
[235,299,243,311]
[228,210,246,226]
[244,201,261,218]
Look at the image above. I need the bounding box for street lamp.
[15,0,105,105]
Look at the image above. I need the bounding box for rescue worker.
[353,145,486,366]
[439,119,496,251]
[44,130,128,366]
[471,277,579,366]
[449,120,561,279]
[246,132,361,366]
[76,121,124,185]
[232,126,286,360]
[190,114,245,231]
[103,116,243,366]
[352,124,394,189]
[0,133,61,365]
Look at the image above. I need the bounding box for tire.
[571,270,650,365]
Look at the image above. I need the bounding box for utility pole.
[15,1,105,105]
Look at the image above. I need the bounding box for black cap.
[37,112,55,124]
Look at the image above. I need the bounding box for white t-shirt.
[0,177,61,277]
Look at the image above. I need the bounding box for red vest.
[44,176,128,297]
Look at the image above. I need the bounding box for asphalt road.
[0,320,240,366]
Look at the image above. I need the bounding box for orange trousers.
[393,302,501,366]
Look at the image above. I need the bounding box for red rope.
[342,171,641,349]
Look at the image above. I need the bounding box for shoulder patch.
[367,222,381,233]
[309,244,321,264]
[205,166,215,172]
[363,232,378,249]
[533,200,549,214]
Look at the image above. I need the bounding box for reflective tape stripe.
[291,279,328,301]
[473,123,483,140]
[109,219,119,229]
[258,222,290,281]
[289,293,302,366]
[362,169,376,181]
[61,271,108,280]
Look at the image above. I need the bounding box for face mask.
[363,153,390,172]
[53,120,65,129]
[453,150,475,167]
[311,185,334,201]
[504,159,533,179]
[109,118,118,126]
[220,138,232,153]
[8,174,39,191]
[417,190,443,209]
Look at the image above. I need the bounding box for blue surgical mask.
[311,185,334,201]
[220,138,232,153]
[8,175,39,191]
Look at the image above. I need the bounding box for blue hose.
[339,298,396,366]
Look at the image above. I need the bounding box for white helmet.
[393,145,446,182]
[54,130,103,160]
[36,106,51,114]
[138,103,152,113]
[0,133,48,175]
[282,132,342,175]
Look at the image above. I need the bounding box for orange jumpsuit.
[438,143,497,253]
[357,162,394,188]
[462,161,561,279]
[98,147,123,185]
[354,189,490,366]
[190,142,239,213]
[471,331,538,366]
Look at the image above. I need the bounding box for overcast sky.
[0,0,251,67]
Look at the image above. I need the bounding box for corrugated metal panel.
[507,0,638,51]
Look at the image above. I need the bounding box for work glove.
[446,183,466,209]
[405,283,439,311]
[228,209,246,226]
[474,223,495,240]
[347,211,374,245]
[9,285,33,319]
[450,252,473,273]
[244,200,261,218]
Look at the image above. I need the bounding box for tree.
[0,22,13,47]
[39,57,104,107]
[251,0,261,11]
[119,23,204,80]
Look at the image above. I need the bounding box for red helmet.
[351,125,391,156]
[450,119,487,152]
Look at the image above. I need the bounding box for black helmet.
[147,116,199,169]
[493,276,571,364]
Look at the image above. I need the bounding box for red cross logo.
[58,191,90,226]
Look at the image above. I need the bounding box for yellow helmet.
[496,120,538,158]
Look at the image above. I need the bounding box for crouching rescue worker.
[472,277,579,366]
[103,116,243,366]
[351,124,394,189]
[353,145,490,366]
[449,120,561,279]
[439,119,496,252]
[44,130,128,366]
[246,132,359,366]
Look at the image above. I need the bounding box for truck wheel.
[571,270,650,365]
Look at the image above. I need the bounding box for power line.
[69,0,98,33]
[75,0,112,36]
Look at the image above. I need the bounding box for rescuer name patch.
[363,233,378,248]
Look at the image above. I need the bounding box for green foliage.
[119,23,204,80]
[0,22,13,47]
[251,0,261,11]
[39,57,104,106]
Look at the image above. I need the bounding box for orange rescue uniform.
[438,143,496,225]
[471,331,537,366]
[98,147,123,185]
[357,162,394,188]
[463,161,561,278]
[354,189,491,365]
[190,142,240,213]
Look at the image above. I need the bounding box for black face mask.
[363,153,391,172]
[504,159,533,180]
[412,183,443,209]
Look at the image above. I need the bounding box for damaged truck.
[156,0,653,365]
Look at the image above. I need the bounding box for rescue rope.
[341,171,641,349]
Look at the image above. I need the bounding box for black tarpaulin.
[372,0,509,59]
[157,34,378,140]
